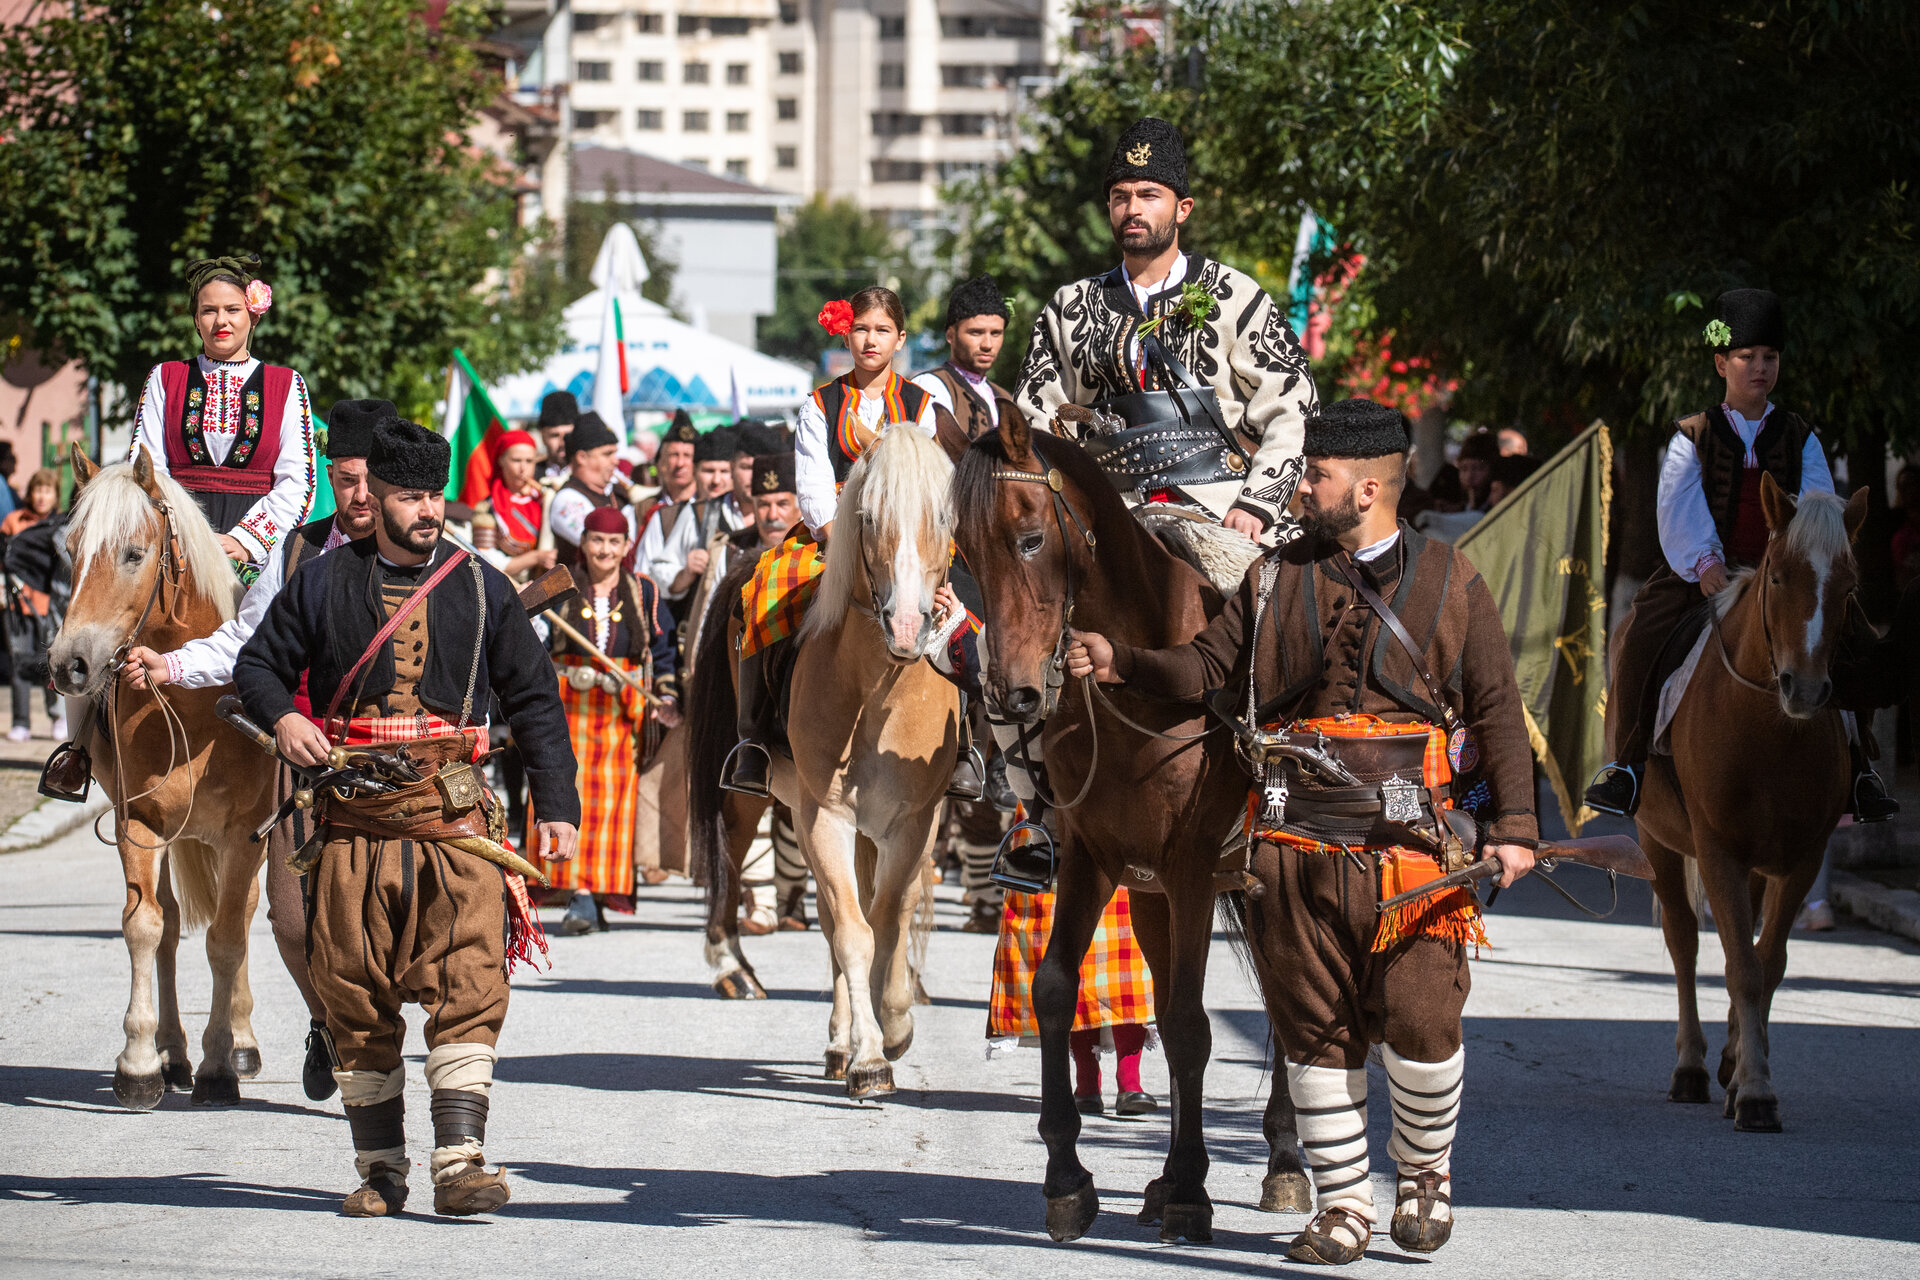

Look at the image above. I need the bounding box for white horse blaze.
[1803,546,1833,658]
[889,534,925,652]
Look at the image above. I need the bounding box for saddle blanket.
[1653,628,1711,755]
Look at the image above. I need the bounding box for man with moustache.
[235,419,578,1219]
[657,423,776,603]
[121,397,392,1103]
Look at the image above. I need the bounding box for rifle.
[1377,806,1653,917]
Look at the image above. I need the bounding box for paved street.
[3,825,1917,1279]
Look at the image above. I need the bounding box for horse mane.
[1713,489,1852,621]
[67,461,243,622]
[803,425,954,639]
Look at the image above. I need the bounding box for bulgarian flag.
[592,290,629,426]
[441,348,506,505]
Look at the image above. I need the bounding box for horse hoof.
[1669,1066,1711,1104]
[847,1063,895,1100]
[713,971,768,1000]
[191,1070,242,1107]
[1136,1176,1169,1225]
[1159,1201,1214,1244]
[113,1069,166,1111]
[161,1060,195,1092]
[1045,1180,1099,1242]
[1734,1095,1783,1133]
[1260,1170,1314,1214]
[883,1028,914,1062]
[823,1049,849,1080]
[230,1047,262,1079]
[1722,1084,1738,1120]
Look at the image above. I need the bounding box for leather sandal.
[432,1159,511,1216]
[1389,1171,1453,1253]
[1286,1206,1370,1265]
[341,1164,410,1218]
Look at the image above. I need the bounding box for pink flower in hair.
[244,279,273,316]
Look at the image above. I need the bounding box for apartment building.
[562,1,1073,216]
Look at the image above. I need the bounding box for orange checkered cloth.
[739,529,825,658]
[988,887,1154,1039]
[529,659,648,908]
[1248,713,1487,951]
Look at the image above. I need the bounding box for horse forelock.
[805,426,954,638]
[67,463,241,623]
[1783,489,1851,657]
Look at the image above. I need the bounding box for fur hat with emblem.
[751,451,796,497]
[1104,117,1189,198]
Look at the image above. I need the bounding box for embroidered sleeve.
[1013,304,1070,434]
[162,543,285,687]
[231,372,316,562]
[130,365,170,474]
[548,487,593,546]
[1656,433,1719,582]
[1228,287,1317,533]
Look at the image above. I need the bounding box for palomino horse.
[689,424,958,1097]
[1637,474,1867,1130]
[951,415,1308,1244]
[48,447,275,1109]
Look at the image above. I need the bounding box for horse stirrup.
[989,818,1056,894]
[719,740,773,798]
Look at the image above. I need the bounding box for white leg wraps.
[425,1043,496,1184]
[1287,1061,1375,1244]
[739,814,778,930]
[1383,1045,1463,1223]
[987,717,1043,805]
[336,1066,407,1181]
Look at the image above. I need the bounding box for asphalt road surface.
[3,825,1916,1279]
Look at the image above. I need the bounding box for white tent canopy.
[489,224,810,423]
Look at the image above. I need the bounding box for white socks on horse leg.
[424,1043,496,1185]
[1287,1060,1375,1244]
[337,1065,408,1181]
[1383,1044,1463,1222]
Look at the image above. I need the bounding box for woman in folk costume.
[990,887,1159,1117]
[470,429,558,581]
[533,504,680,934]
[723,286,941,794]
[129,254,317,567]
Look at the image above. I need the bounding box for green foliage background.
[0,0,564,423]
[760,196,925,369]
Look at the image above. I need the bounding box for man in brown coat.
[1069,398,1537,1265]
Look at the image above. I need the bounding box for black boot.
[1583,760,1644,817]
[983,750,1016,812]
[721,648,775,797]
[1852,764,1899,824]
[302,1021,339,1102]
[946,695,986,801]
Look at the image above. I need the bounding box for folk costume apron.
[739,372,930,657]
[987,887,1155,1043]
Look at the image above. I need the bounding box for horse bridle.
[989,462,1096,719]
[1711,548,1786,697]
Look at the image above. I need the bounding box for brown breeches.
[1606,565,1707,765]
[307,832,510,1074]
[264,763,325,1020]
[1253,841,1469,1070]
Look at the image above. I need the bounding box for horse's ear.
[130,443,158,494]
[1000,407,1033,468]
[1844,486,1870,542]
[1760,470,1795,534]
[68,443,98,492]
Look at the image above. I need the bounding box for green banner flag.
[1456,422,1612,834]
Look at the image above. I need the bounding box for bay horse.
[48,447,275,1109]
[951,414,1308,1244]
[1637,474,1867,1131]
[688,424,957,1098]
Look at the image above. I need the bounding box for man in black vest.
[913,275,1020,446]
[546,411,627,567]
[1586,288,1894,821]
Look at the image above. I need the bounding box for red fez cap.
[582,506,629,537]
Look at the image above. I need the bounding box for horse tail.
[1684,855,1708,924]
[909,853,937,1002]
[167,839,220,933]
[688,555,758,947]
[1214,879,1264,992]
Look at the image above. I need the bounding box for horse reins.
[1710,556,1785,697]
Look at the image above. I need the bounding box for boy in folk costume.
[534,505,680,935]
[234,419,579,1218]
[1070,399,1540,1264]
[130,253,317,567]
[1584,289,1896,822]
[124,398,392,1104]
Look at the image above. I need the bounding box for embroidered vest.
[157,359,292,497]
[1675,407,1815,567]
[814,374,931,483]
[553,566,651,662]
[923,364,1014,443]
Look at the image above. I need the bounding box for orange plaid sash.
[739,528,825,657]
[1246,713,1487,951]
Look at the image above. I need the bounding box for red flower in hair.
[818,299,854,336]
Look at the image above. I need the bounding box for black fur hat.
[1104,118,1189,198]
[946,275,1010,327]
[661,408,700,448]
[694,426,737,464]
[538,391,580,429]
[1709,288,1786,352]
[324,399,396,460]
[564,411,618,456]
[367,418,451,491]
[752,451,796,496]
[1302,398,1410,460]
[731,422,782,459]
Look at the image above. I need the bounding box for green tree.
[759,196,922,367]
[0,0,564,422]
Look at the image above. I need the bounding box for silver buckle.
[1380,773,1423,824]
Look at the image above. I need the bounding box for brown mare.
[1636,475,1867,1130]
[688,424,957,1097]
[48,448,275,1109]
[951,414,1308,1244]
